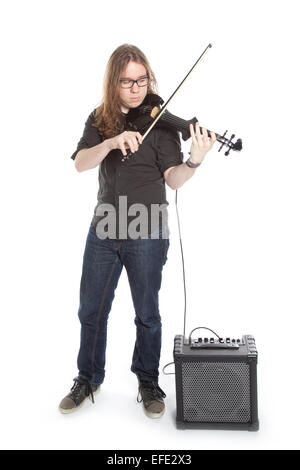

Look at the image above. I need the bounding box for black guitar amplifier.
[173,334,259,431]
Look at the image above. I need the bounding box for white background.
[1,0,299,451]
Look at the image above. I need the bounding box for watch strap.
[185,156,201,168]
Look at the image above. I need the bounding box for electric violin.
[121,44,242,162]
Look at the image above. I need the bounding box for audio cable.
[162,189,221,376]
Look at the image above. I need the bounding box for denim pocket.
[149,223,170,240]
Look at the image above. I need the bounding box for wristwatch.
[185,155,202,168]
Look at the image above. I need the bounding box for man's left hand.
[189,122,217,165]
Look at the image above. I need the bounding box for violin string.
[161,110,191,127]
[160,110,221,141]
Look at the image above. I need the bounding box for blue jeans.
[77,222,170,385]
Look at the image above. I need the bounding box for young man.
[59,44,216,418]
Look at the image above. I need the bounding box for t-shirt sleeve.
[155,127,184,174]
[70,110,103,160]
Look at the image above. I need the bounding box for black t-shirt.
[71,109,183,239]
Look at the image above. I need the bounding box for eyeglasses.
[120,76,149,89]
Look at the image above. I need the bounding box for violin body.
[124,93,242,158]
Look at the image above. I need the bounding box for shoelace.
[70,377,95,404]
[137,381,166,403]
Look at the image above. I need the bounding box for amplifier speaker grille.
[182,361,251,423]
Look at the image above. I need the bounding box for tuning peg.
[218,130,228,152]
[224,134,235,156]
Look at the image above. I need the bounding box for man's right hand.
[108,131,143,156]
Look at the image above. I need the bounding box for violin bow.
[123,43,242,160]
[142,43,213,141]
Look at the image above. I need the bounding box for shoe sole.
[59,386,101,414]
[142,405,165,419]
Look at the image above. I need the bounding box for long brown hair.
[92,44,158,138]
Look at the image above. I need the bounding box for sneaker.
[137,379,166,418]
[59,376,100,414]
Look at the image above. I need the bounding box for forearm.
[166,162,197,190]
[75,139,112,172]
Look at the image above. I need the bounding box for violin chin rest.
[150,106,160,119]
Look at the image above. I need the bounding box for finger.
[120,142,127,156]
[195,122,204,138]
[201,127,210,144]
[202,127,208,139]
[133,136,140,152]
[206,131,216,148]
[195,122,205,146]
[128,134,139,151]
[211,131,217,143]
[129,137,138,153]
[136,132,143,144]
[121,136,132,154]
[190,123,197,144]
[134,135,140,150]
